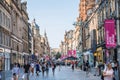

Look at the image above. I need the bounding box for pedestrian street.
[28,66,101,80]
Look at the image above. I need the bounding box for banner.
[104,19,116,48]
[67,50,76,57]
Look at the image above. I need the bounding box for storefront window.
[0,10,2,25]
[119,22,120,43]
[0,55,4,71]
[0,57,2,71]
[0,31,2,44]
[2,33,4,45]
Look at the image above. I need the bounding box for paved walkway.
[4,66,101,80]
[29,66,100,80]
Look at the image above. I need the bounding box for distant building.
[31,19,50,59]
[31,19,41,58]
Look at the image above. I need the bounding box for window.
[111,0,115,12]
[98,30,100,44]
[9,36,11,47]
[4,34,6,46]
[2,32,4,45]
[6,17,8,28]
[0,10,2,25]
[0,31,2,44]
[0,57,4,71]
[6,35,8,46]
[5,15,7,27]
[95,0,99,4]
[119,22,120,43]
[3,13,5,26]
[8,18,10,28]
[101,28,104,42]
[103,8,106,19]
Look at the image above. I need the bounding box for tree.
[55,52,61,59]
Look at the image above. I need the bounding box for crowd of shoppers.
[11,60,57,80]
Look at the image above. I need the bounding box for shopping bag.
[22,74,25,80]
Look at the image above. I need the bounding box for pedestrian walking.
[71,62,74,71]
[30,61,34,76]
[114,61,118,71]
[94,61,98,76]
[12,63,20,80]
[41,62,46,77]
[45,62,49,77]
[101,62,107,80]
[52,62,56,76]
[103,63,114,80]
[23,62,30,80]
[85,60,89,76]
[35,61,41,76]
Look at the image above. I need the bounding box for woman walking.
[45,62,49,77]
[12,63,20,80]
[41,62,45,77]
[35,61,40,76]
[52,62,56,76]
[103,63,114,80]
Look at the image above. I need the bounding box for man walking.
[86,60,89,76]
[23,62,30,80]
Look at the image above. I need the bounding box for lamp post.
[73,20,83,53]
[73,20,84,70]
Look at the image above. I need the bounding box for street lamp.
[73,20,84,69]
[73,20,83,52]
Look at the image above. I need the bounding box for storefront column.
[4,49,10,71]
[117,48,120,80]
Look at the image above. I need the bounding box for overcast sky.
[27,0,79,48]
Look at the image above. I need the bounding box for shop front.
[23,52,29,63]
[104,19,116,63]
[0,48,10,71]
[4,49,10,71]
[83,50,94,66]
[0,47,4,71]
[10,50,17,68]
[94,47,103,63]
[19,52,24,66]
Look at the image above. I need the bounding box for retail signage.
[5,49,11,53]
[67,50,76,57]
[0,48,4,53]
[104,19,116,48]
